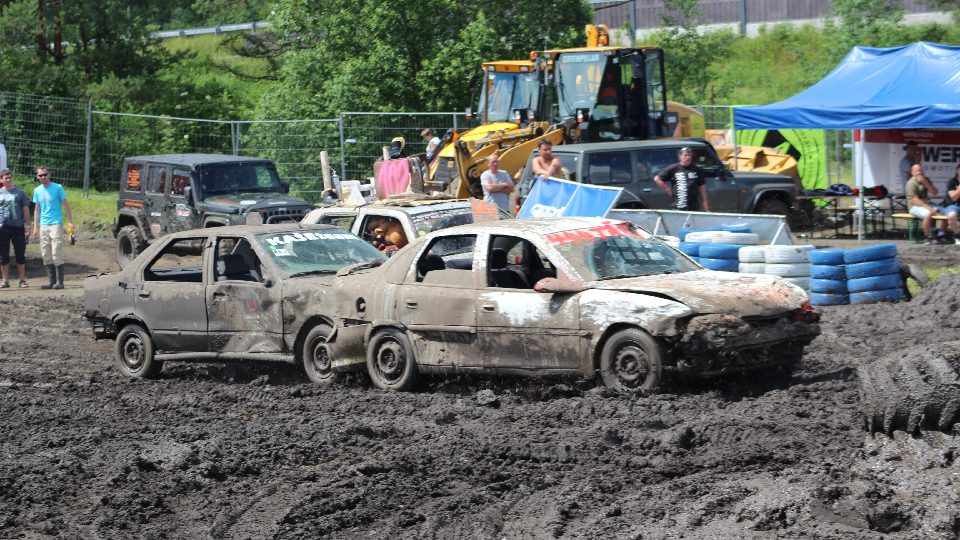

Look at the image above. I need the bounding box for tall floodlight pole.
[739,0,747,35]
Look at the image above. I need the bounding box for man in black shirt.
[654,147,710,211]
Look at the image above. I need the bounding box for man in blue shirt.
[31,165,73,289]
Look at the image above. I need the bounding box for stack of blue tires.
[809,249,848,305]
[844,244,903,304]
[676,225,751,265]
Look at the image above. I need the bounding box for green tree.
[823,0,907,58]
[259,0,592,119]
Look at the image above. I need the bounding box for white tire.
[783,276,811,290]
[684,231,760,245]
[764,245,813,264]
[738,263,766,274]
[738,246,766,263]
[765,263,811,278]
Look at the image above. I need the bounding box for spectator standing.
[420,128,441,160]
[31,166,73,289]
[0,169,30,288]
[480,153,514,213]
[900,140,921,188]
[941,163,960,244]
[654,147,710,212]
[531,139,563,181]
[905,163,944,244]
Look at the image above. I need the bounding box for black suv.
[516,140,801,215]
[114,154,314,268]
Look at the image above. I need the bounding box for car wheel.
[115,323,161,379]
[367,328,418,391]
[600,328,664,393]
[756,197,789,216]
[301,324,340,385]
[116,225,145,270]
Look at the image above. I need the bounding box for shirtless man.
[531,139,562,180]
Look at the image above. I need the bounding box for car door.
[144,163,171,238]
[476,234,581,370]
[168,168,202,232]
[206,235,284,353]
[635,148,677,209]
[136,235,209,352]
[693,146,740,212]
[396,233,481,367]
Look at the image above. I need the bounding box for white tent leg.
[856,129,865,243]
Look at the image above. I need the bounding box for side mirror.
[281,182,290,194]
[183,185,194,206]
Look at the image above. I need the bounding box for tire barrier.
[842,243,898,264]
[850,287,904,304]
[809,291,850,305]
[684,231,760,245]
[678,241,705,257]
[699,257,740,272]
[847,273,904,293]
[845,258,901,281]
[764,245,814,264]
[738,246,766,263]
[765,263,811,278]
[810,264,846,280]
[738,262,767,274]
[809,249,846,265]
[809,278,848,294]
[699,243,746,259]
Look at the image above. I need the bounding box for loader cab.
[475,61,544,125]
[540,46,675,142]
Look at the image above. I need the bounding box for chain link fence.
[0,92,89,187]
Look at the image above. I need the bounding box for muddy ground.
[1,237,959,538]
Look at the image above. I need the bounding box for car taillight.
[791,301,819,323]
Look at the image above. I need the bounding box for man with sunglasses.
[31,166,73,289]
[0,169,30,288]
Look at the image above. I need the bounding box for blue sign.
[517,177,622,219]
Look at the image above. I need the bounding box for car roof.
[125,154,274,167]
[547,139,704,154]
[166,223,342,239]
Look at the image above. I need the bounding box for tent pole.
[856,129,865,243]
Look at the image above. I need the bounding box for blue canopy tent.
[733,42,960,239]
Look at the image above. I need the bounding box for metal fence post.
[231,122,239,155]
[453,112,458,130]
[82,100,92,195]
[338,113,347,182]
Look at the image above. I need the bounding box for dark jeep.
[114,154,314,268]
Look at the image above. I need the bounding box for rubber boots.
[40,264,56,289]
[54,265,65,290]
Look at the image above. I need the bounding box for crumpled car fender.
[579,288,695,357]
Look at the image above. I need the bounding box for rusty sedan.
[324,218,820,393]
[83,224,386,380]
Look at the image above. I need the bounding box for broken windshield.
[544,223,698,281]
[257,229,386,278]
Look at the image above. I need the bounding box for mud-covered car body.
[324,218,820,391]
[84,224,386,377]
[301,198,513,252]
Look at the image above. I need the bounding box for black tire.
[367,328,419,391]
[114,323,162,379]
[858,342,960,435]
[301,324,340,385]
[116,225,145,270]
[756,197,789,216]
[599,328,665,393]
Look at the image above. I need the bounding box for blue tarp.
[517,177,622,219]
[734,42,960,130]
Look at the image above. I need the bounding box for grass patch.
[907,266,960,298]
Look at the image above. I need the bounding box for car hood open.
[591,270,807,317]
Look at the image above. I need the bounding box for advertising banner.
[861,130,960,194]
[517,177,622,219]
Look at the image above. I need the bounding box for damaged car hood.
[591,270,807,317]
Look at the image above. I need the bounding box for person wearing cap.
[654,147,710,212]
[900,140,921,189]
[31,165,73,289]
[420,128,441,160]
[0,169,31,288]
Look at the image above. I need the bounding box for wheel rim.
[374,337,407,384]
[121,334,146,371]
[610,341,651,389]
[308,337,332,378]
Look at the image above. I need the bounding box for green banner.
[738,129,827,191]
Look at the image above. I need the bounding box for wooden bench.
[891,212,949,241]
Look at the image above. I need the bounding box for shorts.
[0,226,27,265]
[942,204,960,216]
[909,205,943,219]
